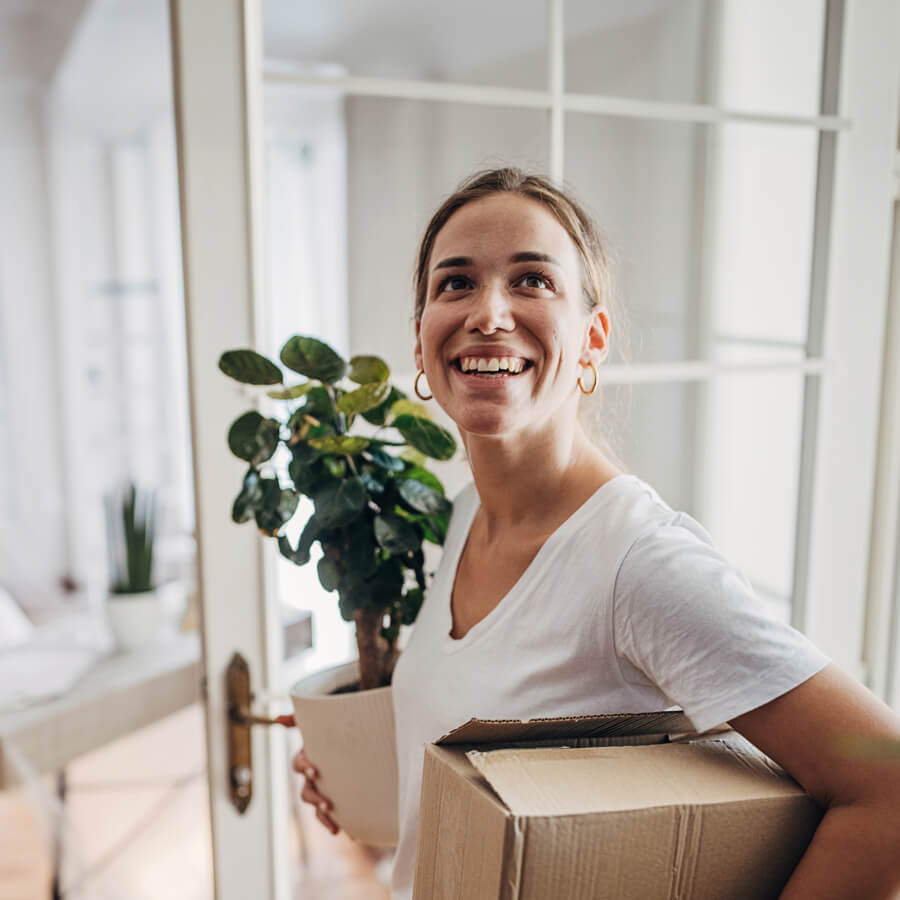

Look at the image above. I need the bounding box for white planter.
[290,660,397,847]
[105,590,164,651]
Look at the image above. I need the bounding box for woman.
[295,168,900,899]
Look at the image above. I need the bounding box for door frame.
[169,1,292,897]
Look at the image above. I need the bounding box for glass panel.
[264,0,548,90]
[585,365,803,624]
[565,0,825,118]
[564,114,818,364]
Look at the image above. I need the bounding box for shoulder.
[578,473,690,558]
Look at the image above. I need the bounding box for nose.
[464,281,514,334]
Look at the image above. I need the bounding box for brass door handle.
[225,652,292,813]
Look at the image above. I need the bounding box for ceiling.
[1,0,674,90]
[262,0,674,78]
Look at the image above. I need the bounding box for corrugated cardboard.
[413,712,822,899]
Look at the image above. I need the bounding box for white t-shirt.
[390,474,829,899]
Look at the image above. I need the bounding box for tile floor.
[0,704,389,900]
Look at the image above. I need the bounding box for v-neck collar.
[440,474,636,653]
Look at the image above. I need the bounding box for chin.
[453,408,525,439]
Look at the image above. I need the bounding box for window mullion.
[547,0,564,183]
[791,0,845,634]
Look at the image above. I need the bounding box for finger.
[315,807,340,834]
[292,754,318,779]
[275,714,295,727]
[300,780,335,811]
[300,782,326,806]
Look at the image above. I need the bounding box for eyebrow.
[431,251,561,272]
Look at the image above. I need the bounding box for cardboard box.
[413,712,822,899]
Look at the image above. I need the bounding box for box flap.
[437,710,693,744]
[466,736,802,817]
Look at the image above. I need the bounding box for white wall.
[0,84,69,609]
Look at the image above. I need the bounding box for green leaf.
[361,386,405,426]
[288,443,323,494]
[267,383,314,400]
[399,587,424,625]
[254,480,299,536]
[359,467,387,497]
[368,558,404,607]
[423,513,448,544]
[366,448,405,472]
[291,385,334,424]
[337,381,392,416]
[317,556,341,591]
[400,447,427,467]
[232,468,263,523]
[392,414,457,461]
[401,464,444,494]
[227,411,262,461]
[343,516,378,578]
[397,478,452,516]
[227,412,281,464]
[389,398,431,421]
[278,515,320,566]
[280,335,347,383]
[313,478,368,529]
[348,355,390,384]
[323,457,346,478]
[374,512,421,554]
[337,585,368,622]
[307,435,370,455]
[219,349,283,385]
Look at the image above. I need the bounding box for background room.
[1,0,899,897]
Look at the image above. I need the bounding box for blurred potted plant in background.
[219,334,456,845]
[104,483,163,650]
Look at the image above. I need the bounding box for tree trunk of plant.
[354,607,398,690]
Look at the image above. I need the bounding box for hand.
[291,743,340,836]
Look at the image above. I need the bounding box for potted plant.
[104,482,163,650]
[219,334,456,844]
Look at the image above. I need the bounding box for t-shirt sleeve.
[612,514,830,733]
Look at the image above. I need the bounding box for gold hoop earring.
[414,369,433,401]
[577,361,599,396]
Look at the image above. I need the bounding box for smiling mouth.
[451,356,533,377]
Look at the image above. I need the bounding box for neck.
[462,417,619,541]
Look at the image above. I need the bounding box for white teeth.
[458,356,526,374]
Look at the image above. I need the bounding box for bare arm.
[730,664,900,899]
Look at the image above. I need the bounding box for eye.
[437,274,472,294]
[515,271,554,291]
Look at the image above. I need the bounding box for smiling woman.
[290,167,900,900]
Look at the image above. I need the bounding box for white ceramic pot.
[290,660,397,847]
[105,590,164,651]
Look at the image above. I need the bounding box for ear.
[414,318,424,371]
[582,307,610,365]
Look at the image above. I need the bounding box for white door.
[169,1,293,898]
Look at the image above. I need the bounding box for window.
[260,0,837,632]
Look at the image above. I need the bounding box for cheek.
[419,307,452,350]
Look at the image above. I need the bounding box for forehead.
[431,193,580,266]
